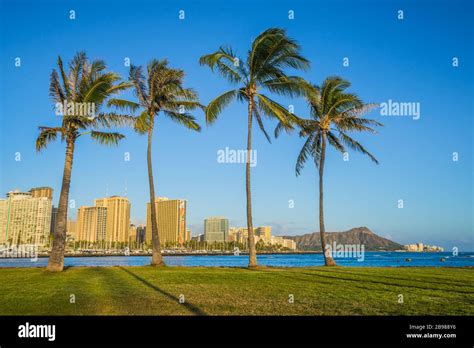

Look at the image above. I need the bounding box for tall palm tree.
[276,76,382,266]
[108,59,202,266]
[199,28,309,267]
[37,52,133,272]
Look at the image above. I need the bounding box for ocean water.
[0,252,472,268]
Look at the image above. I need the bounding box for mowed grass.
[0,266,472,315]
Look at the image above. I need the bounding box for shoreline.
[0,250,459,259]
[3,249,439,259]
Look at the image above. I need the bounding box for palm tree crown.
[37,52,134,151]
[200,27,310,138]
[108,59,202,132]
[283,76,382,175]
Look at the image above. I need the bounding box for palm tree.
[276,76,382,266]
[108,59,202,266]
[37,52,133,272]
[199,28,309,267]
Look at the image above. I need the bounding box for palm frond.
[68,51,87,100]
[296,132,320,175]
[129,65,148,106]
[134,110,151,134]
[256,93,296,126]
[162,110,201,131]
[36,127,63,152]
[199,47,244,84]
[57,56,71,98]
[205,89,239,125]
[107,98,141,113]
[261,76,312,98]
[253,107,271,143]
[93,113,136,128]
[326,131,345,153]
[90,131,125,146]
[338,132,379,164]
[249,28,309,81]
[49,70,65,103]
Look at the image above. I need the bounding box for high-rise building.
[136,225,146,244]
[283,239,297,250]
[67,220,77,239]
[204,217,229,242]
[146,198,186,245]
[29,187,53,199]
[129,224,137,243]
[185,228,191,242]
[255,226,271,241]
[0,188,53,246]
[227,227,238,242]
[76,206,107,242]
[95,196,131,243]
[236,227,252,244]
[0,199,9,244]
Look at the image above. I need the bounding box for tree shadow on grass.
[119,267,207,316]
[296,270,474,295]
[307,267,474,289]
[304,269,474,293]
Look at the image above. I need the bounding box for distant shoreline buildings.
[201,221,297,250]
[404,243,444,252]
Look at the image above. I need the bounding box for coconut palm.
[108,59,202,266]
[276,76,382,266]
[199,28,309,267]
[37,52,134,272]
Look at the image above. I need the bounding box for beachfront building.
[136,225,146,244]
[76,206,107,242]
[146,197,186,245]
[67,220,76,240]
[0,187,53,246]
[204,217,229,243]
[95,196,131,243]
[255,226,271,242]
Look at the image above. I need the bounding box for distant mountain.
[284,227,403,251]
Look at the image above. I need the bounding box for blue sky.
[0,0,472,250]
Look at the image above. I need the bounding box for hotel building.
[204,217,229,242]
[76,206,107,242]
[255,226,271,241]
[0,187,53,246]
[67,220,77,239]
[95,196,131,243]
[146,197,186,245]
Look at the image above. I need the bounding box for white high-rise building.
[0,188,53,246]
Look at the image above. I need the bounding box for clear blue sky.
[0,0,472,250]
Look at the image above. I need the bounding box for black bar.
[0,316,472,346]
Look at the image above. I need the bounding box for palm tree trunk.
[147,117,165,266]
[47,138,75,272]
[246,99,257,267]
[319,133,336,266]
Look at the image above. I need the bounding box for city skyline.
[0,0,472,251]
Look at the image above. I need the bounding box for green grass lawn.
[0,266,472,315]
